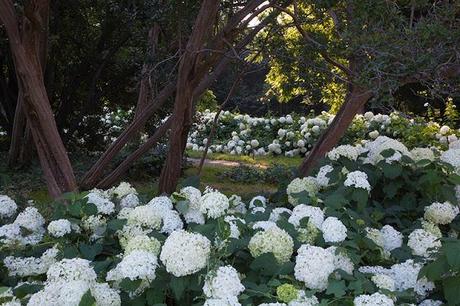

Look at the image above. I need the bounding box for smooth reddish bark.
[0,0,77,197]
[158,0,220,194]
[298,87,373,176]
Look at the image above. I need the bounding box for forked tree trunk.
[298,87,373,176]
[96,117,173,189]
[82,0,279,190]
[158,0,220,194]
[0,0,77,198]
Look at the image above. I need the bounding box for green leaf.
[175,200,189,214]
[382,163,402,179]
[63,245,80,259]
[180,175,200,188]
[79,243,103,260]
[250,253,293,276]
[79,289,96,306]
[13,284,44,299]
[0,288,9,296]
[120,279,142,292]
[170,277,189,300]
[68,202,83,217]
[326,280,346,298]
[443,275,460,305]
[146,288,165,305]
[419,255,449,281]
[324,193,348,210]
[444,240,460,269]
[351,189,368,210]
[83,203,98,216]
[107,219,127,232]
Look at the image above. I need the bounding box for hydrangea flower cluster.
[249,226,294,263]
[160,230,211,277]
[187,110,459,157]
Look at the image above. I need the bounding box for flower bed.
[1,137,460,305]
[187,110,460,157]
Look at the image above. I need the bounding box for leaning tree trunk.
[158,0,220,194]
[0,0,77,198]
[7,0,49,166]
[134,23,160,124]
[298,86,373,176]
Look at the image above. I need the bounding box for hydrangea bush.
[1,137,460,305]
[187,110,460,157]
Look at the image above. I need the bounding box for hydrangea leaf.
[79,289,96,306]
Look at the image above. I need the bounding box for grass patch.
[186,150,303,168]
[183,164,277,200]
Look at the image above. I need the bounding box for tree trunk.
[298,87,373,176]
[80,82,175,189]
[134,23,160,124]
[158,0,220,194]
[96,117,173,189]
[0,0,77,198]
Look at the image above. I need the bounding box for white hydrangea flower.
[344,171,371,192]
[407,229,441,257]
[327,246,354,275]
[47,219,72,238]
[224,215,245,239]
[354,292,394,306]
[119,193,140,209]
[421,220,442,238]
[249,226,294,263]
[252,221,278,231]
[200,189,229,218]
[440,149,460,172]
[86,192,115,215]
[160,210,184,234]
[321,217,347,243]
[424,201,459,225]
[249,195,267,208]
[180,186,202,210]
[203,296,242,306]
[106,250,158,282]
[371,274,395,291]
[3,247,59,276]
[368,130,379,139]
[117,224,151,249]
[364,136,410,164]
[365,227,384,249]
[315,165,334,187]
[82,215,107,240]
[124,235,161,256]
[410,148,435,162]
[286,177,320,206]
[160,230,211,277]
[127,205,162,230]
[203,265,245,298]
[418,300,443,306]
[269,208,292,222]
[380,225,403,252]
[288,205,324,229]
[14,207,45,232]
[0,195,17,218]
[184,208,205,225]
[28,280,90,306]
[90,282,121,306]
[228,194,247,215]
[112,182,137,199]
[294,244,335,290]
[327,145,361,161]
[47,258,97,284]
